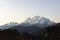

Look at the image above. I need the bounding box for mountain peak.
[24,17,31,23]
[24,16,55,25]
[32,16,40,18]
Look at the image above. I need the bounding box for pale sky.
[0,0,60,25]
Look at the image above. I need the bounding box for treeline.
[46,23,60,40]
[0,23,60,40]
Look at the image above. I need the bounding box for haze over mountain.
[0,22,18,29]
[0,0,60,24]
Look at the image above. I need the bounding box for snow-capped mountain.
[38,17,54,25]
[0,16,55,35]
[24,16,41,24]
[24,16,54,26]
[0,16,55,30]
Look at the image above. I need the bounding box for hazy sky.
[0,0,60,25]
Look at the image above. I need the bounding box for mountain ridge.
[23,16,55,25]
